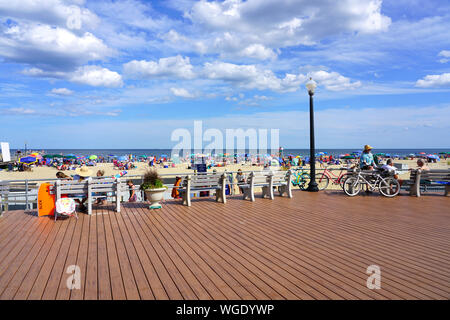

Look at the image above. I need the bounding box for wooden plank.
[113,210,154,299]
[96,208,112,300]
[28,216,76,299]
[0,218,52,298]
[102,208,127,300]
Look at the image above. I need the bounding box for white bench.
[179,173,227,207]
[54,177,126,215]
[241,170,293,201]
[406,169,450,197]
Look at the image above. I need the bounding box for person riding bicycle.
[360,145,376,170]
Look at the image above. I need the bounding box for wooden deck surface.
[0,190,449,300]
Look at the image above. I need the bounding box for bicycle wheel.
[343,177,361,196]
[338,173,350,189]
[315,173,329,190]
[378,177,400,197]
[299,173,310,190]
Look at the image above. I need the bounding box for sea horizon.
[9,148,450,158]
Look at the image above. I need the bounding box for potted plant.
[140,169,167,209]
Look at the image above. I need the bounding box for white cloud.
[416,73,450,88]
[202,61,359,92]
[69,65,123,87]
[308,70,362,91]
[185,0,390,47]
[23,65,123,87]
[0,23,113,71]
[203,61,304,92]
[0,0,99,31]
[170,87,195,98]
[123,55,195,79]
[50,88,74,96]
[438,50,450,63]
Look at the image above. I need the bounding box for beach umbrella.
[138,155,147,158]
[35,154,43,160]
[19,156,37,164]
[64,155,76,159]
[160,154,168,157]
[419,152,426,155]
[117,156,127,161]
[375,153,385,156]
[341,155,355,159]
[89,155,97,160]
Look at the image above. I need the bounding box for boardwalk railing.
[0,167,348,213]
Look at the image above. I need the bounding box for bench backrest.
[54,177,125,196]
[271,171,290,184]
[184,173,223,188]
[410,169,450,182]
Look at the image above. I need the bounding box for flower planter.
[144,187,166,209]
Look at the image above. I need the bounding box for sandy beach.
[1,159,448,182]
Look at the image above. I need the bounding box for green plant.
[141,169,166,190]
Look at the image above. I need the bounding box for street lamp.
[305,78,319,192]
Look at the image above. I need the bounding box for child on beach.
[127,180,137,202]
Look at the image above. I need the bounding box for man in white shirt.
[381,159,398,179]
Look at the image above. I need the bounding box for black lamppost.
[306,78,319,192]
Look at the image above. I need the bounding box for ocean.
[10,148,449,158]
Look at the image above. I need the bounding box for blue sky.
[0,0,449,149]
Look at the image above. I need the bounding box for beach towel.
[55,198,76,216]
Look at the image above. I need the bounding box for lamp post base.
[306,181,319,192]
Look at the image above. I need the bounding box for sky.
[0,0,449,150]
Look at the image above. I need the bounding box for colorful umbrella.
[341,155,355,159]
[64,155,77,159]
[19,156,37,164]
[89,155,98,160]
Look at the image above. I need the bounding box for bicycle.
[315,164,353,190]
[343,168,400,197]
[291,167,311,190]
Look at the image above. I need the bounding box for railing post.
[25,180,29,211]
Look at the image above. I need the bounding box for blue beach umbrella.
[19,156,37,164]
[117,156,127,161]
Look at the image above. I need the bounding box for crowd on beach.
[1,148,449,174]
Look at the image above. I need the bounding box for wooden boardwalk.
[0,190,449,300]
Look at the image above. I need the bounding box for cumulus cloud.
[415,73,450,88]
[69,65,123,87]
[50,88,74,96]
[202,61,360,92]
[0,0,99,31]
[24,65,123,87]
[123,55,195,79]
[170,87,196,98]
[438,50,450,63]
[203,61,304,92]
[0,23,112,71]
[308,70,362,91]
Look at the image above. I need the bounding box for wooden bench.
[179,173,227,207]
[54,177,126,215]
[241,170,292,202]
[0,181,37,216]
[405,169,450,197]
